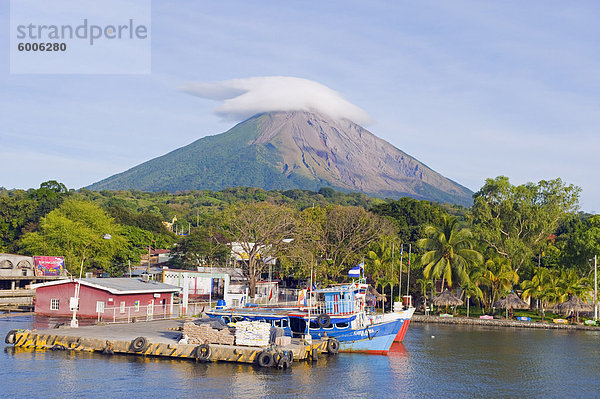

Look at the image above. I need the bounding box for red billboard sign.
[33,256,66,276]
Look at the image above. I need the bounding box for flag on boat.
[348,262,364,277]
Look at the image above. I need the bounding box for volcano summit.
[88,111,472,205]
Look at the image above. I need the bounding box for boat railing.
[307,299,364,316]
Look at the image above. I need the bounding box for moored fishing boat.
[207,281,414,355]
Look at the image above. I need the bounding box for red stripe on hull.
[393,320,410,342]
[340,349,389,355]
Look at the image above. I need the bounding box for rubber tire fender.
[285,350,293,363]
[5,329,18,344]
[195,344,211,361]
[256,350,275,368]
[311,348,319,362]
[130,336,148,352]
[278,355,291,369]
[316,313,331,328]
[327,337,340,354]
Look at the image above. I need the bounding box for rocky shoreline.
[412,314,600,331]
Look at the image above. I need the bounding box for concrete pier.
[6,319,335,367]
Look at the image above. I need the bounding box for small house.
[32,278,181,318]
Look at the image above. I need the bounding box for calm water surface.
[1,315,599,398]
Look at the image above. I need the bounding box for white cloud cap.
[181,76,371,125]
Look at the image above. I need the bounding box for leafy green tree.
[295,205,394,283]
[417,216,483,291]
[18,199,126,275]
[220,202,297,297]
[470,176,580,274]
[171,219,229,269]
[560,215,600,272]
[371,197,448,243]
[0,181,70,252]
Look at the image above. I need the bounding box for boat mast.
[405,244,411,306]
[391,242,394,313]
[399,244,403,309]
[308,260,313,337]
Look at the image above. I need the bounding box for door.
[147,299,154,320]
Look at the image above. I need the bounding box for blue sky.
[1,1,599,211]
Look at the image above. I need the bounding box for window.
[96,301,105,313]
[50,299,59,310]
[335,322,349,329]
[273,319,289,328]
[120,301,126,314]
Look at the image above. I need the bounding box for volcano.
[87,111,473,205]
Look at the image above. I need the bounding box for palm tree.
[556,269,591,301]
[417,216,483,291]
[367,237,399,310]
[480,257,519,312]
[521,266,552,319]
[461,279,484,318]
[417,277,434,313]
[461,263,486,317]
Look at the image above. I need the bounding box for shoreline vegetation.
[412,314,600,331]
[1,178,598,312]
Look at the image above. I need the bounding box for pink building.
[32,278,181,318]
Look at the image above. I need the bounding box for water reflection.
[2,316,600,398]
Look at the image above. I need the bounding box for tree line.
[1,177,597,303]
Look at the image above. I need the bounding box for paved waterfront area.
[33,319,185,344]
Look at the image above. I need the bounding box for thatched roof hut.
[557,295,592,314]
[432,290,463,307]
[493,292,528,310]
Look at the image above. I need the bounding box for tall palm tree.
[417,277,434,313]
[480,257,519,311]
[417,216,483,291]
[521,266,553,318]
[461,263,486,317]
[461,279,484,318]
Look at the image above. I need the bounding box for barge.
[5,319,337,368]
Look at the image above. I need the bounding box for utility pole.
[595,255,598,321]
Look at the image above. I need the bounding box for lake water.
[2,315,599,398]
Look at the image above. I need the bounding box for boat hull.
[206,307,415,355]
[310,308,415,354]
[335,318,408,354]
